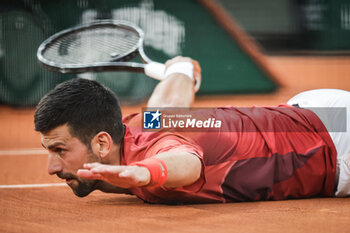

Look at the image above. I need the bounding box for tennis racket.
[37,20,168,81]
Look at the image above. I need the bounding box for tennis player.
[35,56,350,204]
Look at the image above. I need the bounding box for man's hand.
[77,163,151,189]
[79,151,201,190]
[147,56,202,108]
[164,56,202,92]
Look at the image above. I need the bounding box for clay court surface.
[1,56,350,233]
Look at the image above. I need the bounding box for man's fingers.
[119,169,131,178]
[77,169,104,180]
[83,163,121,173]
[78,165,150,188]
[83,162,102,169]
[90,165,124,174]
[82,164,138,178]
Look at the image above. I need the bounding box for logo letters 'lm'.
[143,110,161,129]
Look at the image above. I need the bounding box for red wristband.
[130,157,168,187]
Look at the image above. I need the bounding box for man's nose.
[47,153,63,175]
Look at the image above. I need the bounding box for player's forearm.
[147,74,194,108]
[155,151,202,189]
[78,152,202,189]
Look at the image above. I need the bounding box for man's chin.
[72,188,94,197]
[67,178,97,197]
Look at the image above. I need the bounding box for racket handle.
[144,62,166,80]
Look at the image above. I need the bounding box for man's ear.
[91,132,113,159]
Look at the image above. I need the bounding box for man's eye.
[55,148,65,155]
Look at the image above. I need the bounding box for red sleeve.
[143,134,206,193]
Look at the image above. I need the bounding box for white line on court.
[0,148,47,156]
[0,183,67,189]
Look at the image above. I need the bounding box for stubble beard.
[57,150,101,197]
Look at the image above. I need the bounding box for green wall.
[0,0,277,106]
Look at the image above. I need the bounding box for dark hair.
[34,78,124,146]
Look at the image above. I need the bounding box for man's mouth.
[57,172,75,181]
[65,178,75,185]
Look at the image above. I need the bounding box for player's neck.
[105,143,121,165]
[95,181,131,194]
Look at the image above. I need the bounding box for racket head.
[37,20,146,73]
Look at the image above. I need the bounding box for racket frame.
[37,20,153,74]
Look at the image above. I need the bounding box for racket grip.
[144,62,166,80]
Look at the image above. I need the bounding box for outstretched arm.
[77,151,202,189]
[77,57,203,190]
[147,56,201,108]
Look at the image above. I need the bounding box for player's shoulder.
[123,113,141,127]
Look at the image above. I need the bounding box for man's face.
[41,124,100,197]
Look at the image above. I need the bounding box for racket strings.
[42,27,140,65]
[47,33,137,63]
